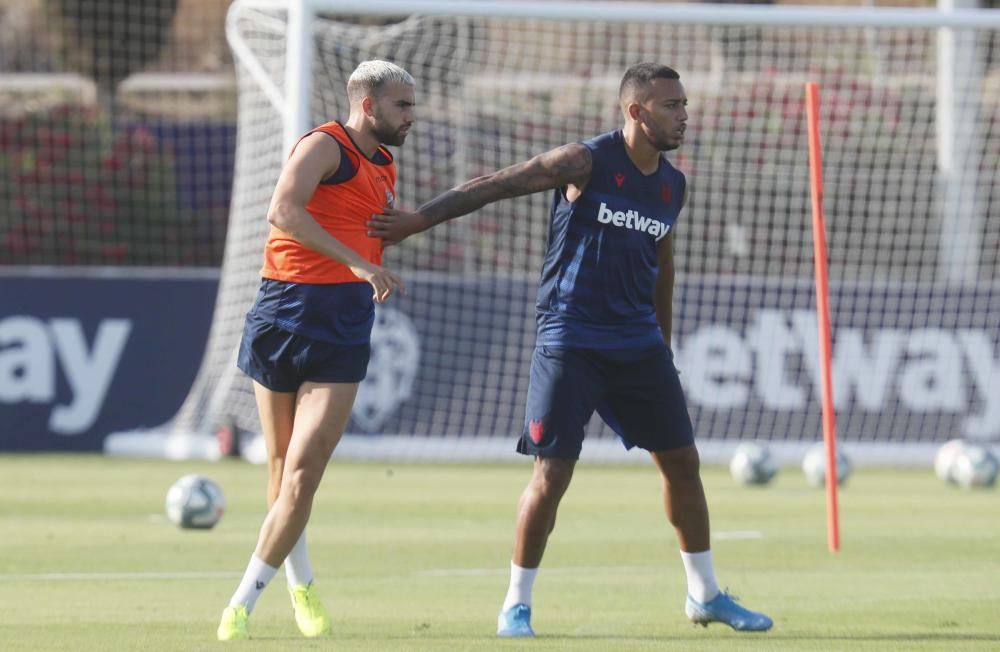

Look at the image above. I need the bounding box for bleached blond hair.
[347,60,414,102]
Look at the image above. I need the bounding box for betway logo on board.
[673,309,1000,439]
[0,317,131,434]
[597,202,669,239]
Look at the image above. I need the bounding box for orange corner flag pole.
[805,82,840,553]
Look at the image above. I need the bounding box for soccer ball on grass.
[165,474,225,529]
[729,443,777,485]
[802,444,851,488]
[933,438,966,484]
[951,444,998,489]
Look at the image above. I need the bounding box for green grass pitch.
[1,454,998,651]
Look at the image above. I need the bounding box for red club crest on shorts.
[528,419,545,444]
[661,184,672,204]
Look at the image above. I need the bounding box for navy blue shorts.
[237,312,371,392]
[518,344,694,459]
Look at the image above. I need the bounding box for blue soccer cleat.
[497,603,535,637]
[685,591,773,632]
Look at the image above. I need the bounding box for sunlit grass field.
[1,454,998,651]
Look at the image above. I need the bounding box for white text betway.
[673,309,998,439]
[0,317,131,435]
[597,202,669,238]
[1,309,997,439]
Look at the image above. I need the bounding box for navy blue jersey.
[534,130,686,349]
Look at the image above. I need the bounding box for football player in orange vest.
[217,59,412,641]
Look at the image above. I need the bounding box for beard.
[372,111,409,147]
[653,133,681,152]
[640,122,680,153]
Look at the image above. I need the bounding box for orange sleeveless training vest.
[260,121,396,284]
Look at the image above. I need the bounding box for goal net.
[169,1,1000,464]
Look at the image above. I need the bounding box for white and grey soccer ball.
[802,445,851,488]
[933,439,966,484]
[729,443,777,485]
[165,474,225,529]
[951,444,998,490]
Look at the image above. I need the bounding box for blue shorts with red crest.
[517,344,694,459]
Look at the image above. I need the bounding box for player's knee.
[534,459,574,498]
[281,466,322,507]
[655,446,702,485]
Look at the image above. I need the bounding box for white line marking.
[416,568,504,577]
[0,571,241,582]
[417,565,661,577]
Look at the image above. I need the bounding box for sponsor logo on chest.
[597,202,669,238]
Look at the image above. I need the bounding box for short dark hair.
[619,63,680,103]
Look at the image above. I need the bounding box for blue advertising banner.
[0,271,218,451]
[351,275,1000,445]
[2,270,997,451]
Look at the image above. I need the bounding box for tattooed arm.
[368,143,592,245]
[420,143,592,225]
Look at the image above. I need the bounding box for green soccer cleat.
[289,581,332,637]
[217,604,250,641]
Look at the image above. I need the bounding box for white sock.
[502,561,538,611]
[229,554,279,614]
[284,530,314,588]
[680,550,720,603]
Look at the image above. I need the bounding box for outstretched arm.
[368,143,592,245]
[421,143,592,223]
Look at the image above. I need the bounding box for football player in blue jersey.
[368,63,772,637]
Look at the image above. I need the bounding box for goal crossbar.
[231,0,1000,30]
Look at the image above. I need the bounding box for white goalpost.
[109,0,1000,466]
